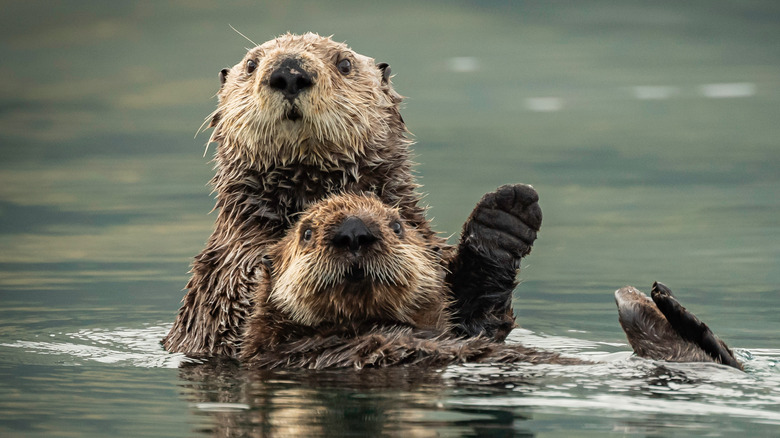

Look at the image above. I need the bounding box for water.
[1,1,779,436]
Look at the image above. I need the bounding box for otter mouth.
[344,264,366,282]
[285,105,303,121]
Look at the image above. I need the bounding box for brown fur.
[241,193,586,369]
[615,285,742,369]
[245,326,585,370]
[163,33,446,357]
[615,286,711,362]
[241,193,451,359]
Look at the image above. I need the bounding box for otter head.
[267,193,447,328]
[208,33,404,168]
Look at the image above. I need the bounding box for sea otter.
[240,192,582,369]
[239,193,743,369]
[615,283,743,370]
[163,33,540,357]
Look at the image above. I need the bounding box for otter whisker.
[229,24,258,47]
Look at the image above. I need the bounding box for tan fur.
[207,32,404,170]
[241,193,452,360]
[269,194,449,327]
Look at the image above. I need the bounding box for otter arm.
[163,215,280,358]
[446,184,542,341]
[651,282,742,370]
[245,326,587,369]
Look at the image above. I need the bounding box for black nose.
[268,58,313,101]
[332,217,378,252]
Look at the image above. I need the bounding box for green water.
[1,1,779,436]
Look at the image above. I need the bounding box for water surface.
[1,1,779,436]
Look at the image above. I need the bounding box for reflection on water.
[2,0,780,436]
[2,324,780,436]
[171,349,780,437]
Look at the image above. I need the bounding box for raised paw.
[461,183,542,265]
[650,282,742,369]
[650,282,699,341]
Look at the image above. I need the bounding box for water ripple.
[1,324,191,368]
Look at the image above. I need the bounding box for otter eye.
[390,221,402,235]
[303,229,313,241]
[246,59,257,75]
[337,58,352,75]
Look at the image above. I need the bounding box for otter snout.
[332,216,378,252]
[268,58,314,102]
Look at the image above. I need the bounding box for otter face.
[267,193,445,327]
[208,33,403,168]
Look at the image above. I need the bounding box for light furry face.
[208,33,402,168]
[268,194,443,327]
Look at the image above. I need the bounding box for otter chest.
[260,165,381,224]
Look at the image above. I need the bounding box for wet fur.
[240,193,451,359]
[615,283,742,370]
[448,184,542,340]
[171,168,736,370]
[246,326,585,370]
[267,195,449,328]
[241,193,584,369]
[163,33,539,357]
[163,34,440,357]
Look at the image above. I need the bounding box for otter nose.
[332,217,378,252]
[268,58,313,101]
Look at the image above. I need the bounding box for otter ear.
[219,68,229,87]
[208,69,229,128]
[377,62,403,109]
[377,63,391,84]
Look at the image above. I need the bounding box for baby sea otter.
[240,193,582,369]
[240,193,743,370]
[163,33,541,357]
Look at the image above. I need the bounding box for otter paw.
[651,282,742,370]
[650,282,700,340]
[461,184,542,265]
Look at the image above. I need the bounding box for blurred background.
[1,1,778,436]
[2,0,777,332]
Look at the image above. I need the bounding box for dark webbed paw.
[462,184,542,266]
[651,282,742,370]
[651,282,707,344]
[448,184,542,340]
